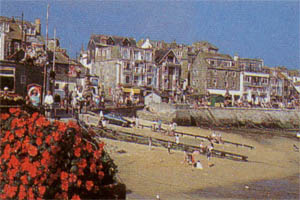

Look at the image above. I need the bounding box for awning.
[122,88,140,94]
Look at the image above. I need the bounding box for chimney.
[35,18,41,35]
[234,53,239,61]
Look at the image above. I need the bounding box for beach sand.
[100,119,300,199]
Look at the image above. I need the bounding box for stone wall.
[138,103,300,130]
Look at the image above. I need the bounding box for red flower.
[71,194,81,200]
[57,122,67,133]
[1,113,10,120]
[75,135,82,145]
[52,131,60,141]
[74,147,81,157]
[36,137,42,146]
[68,173,77,183]
[32,112,39,119]
[28,165,37,178]
[77,179,82,187]
[85,180,94,191]
[86,143,93,153]
[98,171,105,180]
[67,120,80,130]
[20,175,28,185]
[38,185,46,196]
[28,144,38,157]
[28,188,34,199]
[60,171,68,181]
[13,140,21,152]
[9,107,20,116]
[45,135,52,145]
[8,133,14,142]
[98,142,105,150]
[61,180,69,191]
[90,163,96,173]
[15,128,25,138]
[78,159,87,169]
[18,185,27,200]
[3,144,11,160]
[8,155,20,169]
[4,184,18,198]
[51,145,60,154]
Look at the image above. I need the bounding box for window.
[213,80,217,87]
[147,78,152,85]
[145,52,152,61]
[21,75,26,84]
[0,67,15,91]
[125,76,130,83]
[122,49,130,59]
[106,49,111,59]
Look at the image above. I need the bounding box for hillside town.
[0,15,299,110]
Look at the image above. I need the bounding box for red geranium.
[74,147,81,157]
[60,171,68,181]
[71,194,81,200]
[15,128,25,138]
[85,180,94,191]
[61,180,69,191]
[69,173,77,183]
[1,113,10,120]
[28,144,38,157]
[20,175,28,185]
[9,107,20,116]
[38,185,46,196]
[18,185,26,200]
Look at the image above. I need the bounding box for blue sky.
[1,0,299,69]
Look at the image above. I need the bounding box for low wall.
[138,103,300,130]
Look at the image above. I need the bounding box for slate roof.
[201,52,232,60]
[90,34,136,47]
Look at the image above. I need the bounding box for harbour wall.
[137,103,300,130]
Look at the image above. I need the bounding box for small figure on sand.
[175,134,180,145]
[167,141,171,154]
[149,137,152,150]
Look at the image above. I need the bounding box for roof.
[294,81,300,86]
[47,51,70,65]
[90,34,136,47]
[154,49,170,63]
[201,52,232,60]
[192,41,219,50]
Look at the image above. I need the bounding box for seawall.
[137,103,300,130]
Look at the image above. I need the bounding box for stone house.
[144,91,162,105]
[0,16,43,62]
[154,49,181,95]
[86,35,156,96]
[191,51,240,102]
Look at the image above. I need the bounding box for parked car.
[103,113,131,127]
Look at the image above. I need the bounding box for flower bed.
[0,107,124,199]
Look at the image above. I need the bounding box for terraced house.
[191,50,241,102]
[86,35,156,95]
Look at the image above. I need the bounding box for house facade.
[86,35,156,96]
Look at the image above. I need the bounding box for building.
[233,55,270,103]
[154,49,181,96]
[0,16,44,62]
[85,34,156,96]
[191,51,240,103]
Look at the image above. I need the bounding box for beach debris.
[195,160,203,169]
[293,144,299,152]
[296,132,300,138]
[245,185,249,189]
[156,194,160,200]
[117,149,127,154]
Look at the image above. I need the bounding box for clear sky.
[1,0,299,69]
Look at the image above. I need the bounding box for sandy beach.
[100,119,299,199]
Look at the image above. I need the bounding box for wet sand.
[100,119,300,199]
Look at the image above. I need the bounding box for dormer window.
[122,39,130,47]
[107,37,114,45]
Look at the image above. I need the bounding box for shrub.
[0,108,118,199]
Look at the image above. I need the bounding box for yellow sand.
[101,119,300,199]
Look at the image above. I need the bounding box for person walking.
[44,90,54,119]
[167,141,171,154]
[149,137,152,150]
[175,134,180,145]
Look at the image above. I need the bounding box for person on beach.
[135,116,140,128]
[157,119,162,133]
[149,137,152,150]
[167,141,171,154]
[44,90,54,119]
[207,143,214,161]
[175,134,180,145]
